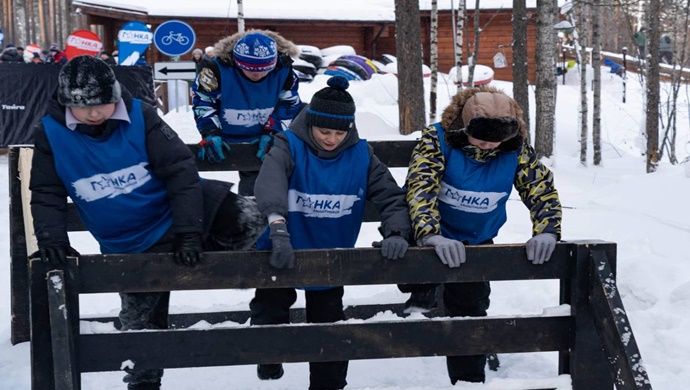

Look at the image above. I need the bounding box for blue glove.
[525,233,557,265]
[197,135,231,163]
[256,134,274,161]
[380,235,409,260]
[420,234,466,268]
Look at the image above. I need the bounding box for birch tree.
[430,0,439,122]
[534,0,557,158]
[467,0,481,87]
[592,0,602,166]
[578,2,589,166]
[237,0,245,33]
[455,0,465,91]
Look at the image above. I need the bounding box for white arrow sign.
[153,61,197,80]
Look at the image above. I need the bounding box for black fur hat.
[57,55,121,107]
[306,76,356,131]
[464,116,519,143]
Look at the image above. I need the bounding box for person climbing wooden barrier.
[8,144,652,389]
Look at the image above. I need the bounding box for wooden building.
[69,1,539,82]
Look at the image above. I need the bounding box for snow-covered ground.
[1,64,689,389]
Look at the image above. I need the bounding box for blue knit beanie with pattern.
[233,33,278,72]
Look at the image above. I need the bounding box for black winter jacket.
[30,87,205,250]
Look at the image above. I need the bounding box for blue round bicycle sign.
[153,20,196,57]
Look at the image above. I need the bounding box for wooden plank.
[18,148,37,255]
[47,270,79,390]
[568,243,615,390]
[66,196,393,231]
[30,259,55,390]
[78,315,572,372]
[81,303,427,330]
[9,148,31,344]
[589,250,653,389]
[75,244,575,294]
[189,140,417,171]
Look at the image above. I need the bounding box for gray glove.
[525,233,557,265]
[269,223,295,269]
[420,234,466,268]
[380,235,409,260]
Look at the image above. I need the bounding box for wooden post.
[590,250,652,389]
[569,242,615,390]
[18,148,38,255]
[30,259,55,390]
[47,269,80,390]
[9,148,31,344]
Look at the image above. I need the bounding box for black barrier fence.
[0,63,154,147]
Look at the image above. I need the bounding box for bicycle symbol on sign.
[161,31,190,46]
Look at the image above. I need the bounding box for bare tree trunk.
[395,0,426,135]
[534,0,557,158]
[646,0,660,173]
[237,0,245,33]
[430,0,438,122]
[659,0,687,164]
[18,0,28,46]
[48,0,55,46]
[467,0,481,87]
[455,0,465,91]
[592,0,602,166]
[512,0,530,139]
[38,0,46,46]
[579,1,589,166]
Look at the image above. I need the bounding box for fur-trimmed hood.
[440,85,527,152]
[211,29,299,66]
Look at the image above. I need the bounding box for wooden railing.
[8,143,652,390]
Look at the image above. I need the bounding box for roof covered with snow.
[72,0,539,21]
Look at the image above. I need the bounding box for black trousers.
[119,233,175,387]
[120,191,262,387]
[238,170,259,196]
[250,287,348,390]
[444,281,491,384]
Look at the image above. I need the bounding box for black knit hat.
[57,55,121,107]
[306,76,356,131]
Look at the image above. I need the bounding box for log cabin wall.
[82,8,539,83]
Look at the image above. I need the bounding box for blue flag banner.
[118,21,153,66]
[0,28,4,46]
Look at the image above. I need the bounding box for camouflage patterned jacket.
[405,86,562,242]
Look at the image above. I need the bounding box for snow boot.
[127,383,161,390]
[257,363,284,380]
[403,286,438,314]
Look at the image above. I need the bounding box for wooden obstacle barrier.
[8,143,652,389]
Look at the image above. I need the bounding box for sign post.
[153,61,197,80]
[153,20,196,57]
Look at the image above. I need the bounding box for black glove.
[174,233,204,267]
[36,243,80,266]
[380,235,409,260]
[269,223,295,269]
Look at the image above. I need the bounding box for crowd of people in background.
[0,42,69,64]
[0,42,127,65]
